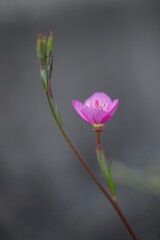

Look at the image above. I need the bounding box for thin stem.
[95,130,112,194]
[95,130,138,239]
[96,129,102,148]
[46,92,138,240]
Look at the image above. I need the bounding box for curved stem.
[46,92,138,240]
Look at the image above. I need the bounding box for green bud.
[37,33,47,61]
[37,32,54,91]
[37,33,43,59]
[47,31,54,53]
[42,35,47,58]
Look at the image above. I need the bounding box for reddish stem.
[95,130,138,239]
[46,92,138,240]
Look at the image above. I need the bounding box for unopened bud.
[47,31,54,53]
[37,33,43,59]
[37,31,54,90]
[42,35,47,58]
[37,33,47,60]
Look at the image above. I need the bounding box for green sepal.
[108,162,116,196]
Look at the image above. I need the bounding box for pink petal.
[101,114,112,123]
[81,107,110,124]
[72,94,119,125]
[72,100,83,112]
[72,100,89,122]
[108,99,119,116]
[84,92,112,108]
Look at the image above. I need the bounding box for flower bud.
[37,33,43,59]
[47,31,54,53]
[42,35,47,58]
[37,33,47,60]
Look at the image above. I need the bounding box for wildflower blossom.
[72,92,119,124]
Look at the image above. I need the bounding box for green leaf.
[108,162,116,196]
[56,110,63,126]
[96,148,108,179]
[41,69,48,90]
[41,77,47,91]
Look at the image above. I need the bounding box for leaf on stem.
[108,161,116,196]
[96,148,108,179]
[41,69,48,90]
[56,110,63,127]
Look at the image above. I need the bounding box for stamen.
[100,103,105,110]
[95,99,99,108]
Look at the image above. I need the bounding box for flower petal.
[72,93,119,125]
[108,99,119,116]
[81,107,110,124]
[84,92,112,109]
[101,114,112,123]
[72,100,89,122]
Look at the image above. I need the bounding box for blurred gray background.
[0,0,160,239]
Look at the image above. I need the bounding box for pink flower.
[72,92,119,124]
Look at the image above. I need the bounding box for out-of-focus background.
[0,0,160,239]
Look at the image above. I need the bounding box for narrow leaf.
[41,77,47,91]
[96,148,108,179]
[41,69,48,90]
[56,110,63,126]
[108,162,116,196]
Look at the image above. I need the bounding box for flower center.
[95,99,99,108]
[94,99,106,110]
